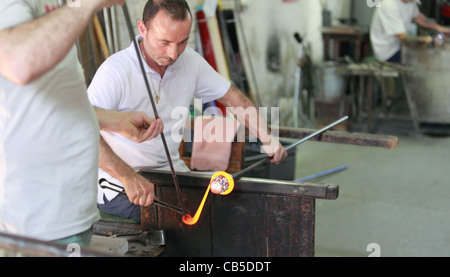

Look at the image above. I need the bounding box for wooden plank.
[156,186,212,257]
[139,170,339,200]
[139,170,334,257]
[266,196,315,257]
[267,196,300,257]
[278,127,399,149]
[212,193,267,257]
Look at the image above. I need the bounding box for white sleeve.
[192,50,231,103]
[0,0,35,30]
[87,59,126,111]
[412,4,420,19]
[378,4,407,36]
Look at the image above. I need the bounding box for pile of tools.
[77,7,120,85]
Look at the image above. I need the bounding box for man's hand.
[436,26,450,34]
[95,107,164,143]
[261,136,288,165]
[121,172,156,207]
[117,111,163,143]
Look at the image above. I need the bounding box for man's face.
[139,10,192,68]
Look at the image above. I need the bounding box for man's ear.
[137,20,147,37]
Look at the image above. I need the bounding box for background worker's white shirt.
[370,0,420,61]
[88,38,231,203]
[0,0,100,241]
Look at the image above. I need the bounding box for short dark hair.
[142,0,192,24]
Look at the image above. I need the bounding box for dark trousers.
[98,193,141,222]
[387,50,401,63]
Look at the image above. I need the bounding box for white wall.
[110,1,365,109]
[220,0,323,107]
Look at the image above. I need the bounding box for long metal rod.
[294,165,348,183]
[232,116,348,179]
[284,115,348,152]
[99,184,185,215]
[121,3,187,217]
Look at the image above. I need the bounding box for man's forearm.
[217,86,275,146]
[398,33,431,46]
[99,135,135,184]
[99,135,156,206]
[0,2,101,85]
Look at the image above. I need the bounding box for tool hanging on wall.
[93,14,110,59]
[233,0,262,107]
[121,2,188,217]
[182,116,349,226]
[280,32,314,128]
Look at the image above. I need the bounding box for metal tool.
[232,115,349,179]
[121,2,187,217]
[99,181,185,215]
[182,116,349,226]
[119,230,166,246]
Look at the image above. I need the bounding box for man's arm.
[217,86,287,164]
[397,13,450,47]
[396,33,432,46]
[94,107,163,143]
[94,106,162,207]
[414,13,450,34]
[99,136,156,207]
[0,0,123,85]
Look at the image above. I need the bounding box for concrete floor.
[294,115,450,257]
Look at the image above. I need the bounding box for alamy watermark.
[367,243,381,257]
[67,0,81,8]
[171,99,281,155]
[367,0,382,8]
[67,243,81,257]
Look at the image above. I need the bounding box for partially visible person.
[88,0,288,222]
[0,0,162,254]
[370,0,450,63]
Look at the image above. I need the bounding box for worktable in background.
[322,25,370,62]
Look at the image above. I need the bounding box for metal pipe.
[121,2,187,217]
[232,116,348,179]
[0,231,115,257]
[294,165,348,183]
[103,8,113,54]
[111,5,119,52]
[99,182,184,215]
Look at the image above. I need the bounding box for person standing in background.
[370,0,450,63]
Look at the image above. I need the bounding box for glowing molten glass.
[182,171,235,226]
[210,171,234,195]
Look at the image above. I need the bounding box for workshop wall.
[111,0,325,109]
[103,1,378,122]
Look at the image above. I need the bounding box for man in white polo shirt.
[0,0,163,254]
[370,0,450,63]
[88,0,287,221]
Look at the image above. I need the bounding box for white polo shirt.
[0,0,100,241]
[370,0,420,61]
[88,37,231,203]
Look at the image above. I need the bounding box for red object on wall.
[196,10,218,71]
[441,5,450,18]
[196,9,226,115]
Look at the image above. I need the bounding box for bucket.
[315,61,345,101]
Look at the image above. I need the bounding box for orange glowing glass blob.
[182,171,235,226]
[210,171,234,195]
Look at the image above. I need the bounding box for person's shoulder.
[106,46,134,65]
[99,45,138,74]
[381,0,398,9]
